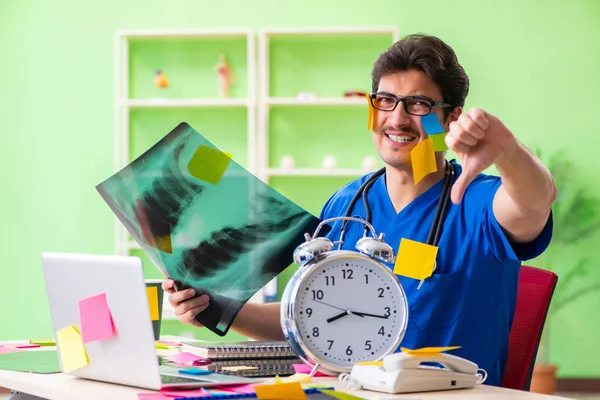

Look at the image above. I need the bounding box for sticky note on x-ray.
[393,238,438,280]
[187,144,232,185]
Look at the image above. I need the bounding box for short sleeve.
[462,174,554,263]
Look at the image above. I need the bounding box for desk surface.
[0,338,574,400]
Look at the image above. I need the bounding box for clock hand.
[326,310,365,323]
[351,311,389,319]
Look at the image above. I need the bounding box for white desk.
[0,339,575,400]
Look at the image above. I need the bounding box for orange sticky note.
[187,144,232,185]
[401,346,461,355]
[79,293,116,343]
[146,286,160,321]
[366,94,373,131]
[56,325,89,373]
[410,137,437,185]
[254,381,308,400]
[431,132,448,151]
[319,389,366,400]
[393,238,438,280]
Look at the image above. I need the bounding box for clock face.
[292,254,407,369]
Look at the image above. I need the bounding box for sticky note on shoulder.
[146,286,160,321]
[56,325,89,373]
[401,346,461,355]
[254,381,308,399]
[187,144,232,185]
[393,238,438,280]
[79,293,116,343]
[410,137,437,185]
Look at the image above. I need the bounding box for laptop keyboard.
[160,374,210,384]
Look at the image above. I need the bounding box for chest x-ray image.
[96,122,328,336]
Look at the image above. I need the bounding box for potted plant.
[529,150,600,394]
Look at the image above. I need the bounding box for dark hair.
[371,33,469,113]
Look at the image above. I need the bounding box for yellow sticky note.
[393,238,438,280]
[186,144,232,185]
[146,286,160,321]
[401,346,461,355]
[254,381,308,400]
[430,132,448,151]
[56,325,89,373]
[366,94,373,131]
[30,338,55,346]
[319,389,366,400]
[410,137,437,185]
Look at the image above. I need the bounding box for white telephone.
[340,352,487,394]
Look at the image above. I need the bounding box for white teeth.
[387,135,416,143]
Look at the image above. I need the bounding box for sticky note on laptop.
[393,238,438,280]
[79,293,116,343]
[56,325,89,373]
[186,144,232,185]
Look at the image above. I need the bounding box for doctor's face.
[371,69,448,170]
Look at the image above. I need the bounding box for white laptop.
[41,251,262,390]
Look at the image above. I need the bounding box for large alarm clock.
[280,216,409,376]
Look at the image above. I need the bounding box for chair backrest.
[501,265,558,391]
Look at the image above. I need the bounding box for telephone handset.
[340,352,487,394]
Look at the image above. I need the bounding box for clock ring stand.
[280,216,409,377]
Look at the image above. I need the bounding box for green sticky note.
[431,132,448,151]
[186,144,231,185]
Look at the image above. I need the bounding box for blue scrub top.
[318,159,553,387]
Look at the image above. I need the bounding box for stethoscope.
[338,160,456,286]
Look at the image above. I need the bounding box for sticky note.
[254,381,308,400]
[393,238,438,280]
[410,137,437,185]
[318,389,365,400]
[431,132,448,151]
[146,286,160,321]
[30,338,55,346]
[366,94,374,131]
[421,113,445,134]
[401,346,461,355]
[56,325,89,373]
[186,144,232,185]
[79,293,116,343]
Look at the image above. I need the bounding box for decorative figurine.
[154,69,168,88]
[322,155,337,170]
[280,155,295,170]
[362,155,377,172]
[214,54,234,98]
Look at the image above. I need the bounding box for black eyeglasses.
[369,92,451,116]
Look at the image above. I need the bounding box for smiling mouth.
[385,133,417,143]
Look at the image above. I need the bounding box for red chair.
[501,265,558,391]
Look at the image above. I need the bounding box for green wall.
[1,0,599,379]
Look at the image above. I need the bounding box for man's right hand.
[162,279,210,328]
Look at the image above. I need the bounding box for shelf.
[121,98,249,108]
[266,97,366,107]
[266,168,371,177]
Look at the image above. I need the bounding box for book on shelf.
[180,340,296,360]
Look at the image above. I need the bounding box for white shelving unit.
[113,26,400,313]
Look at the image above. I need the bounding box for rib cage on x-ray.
[96,122,328,336]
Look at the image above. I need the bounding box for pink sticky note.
[166,352,204,364]
[79,293,116,343]
[0,346,25,355]
[160,388,211,397]
[216,383,258,394]
[292,363,333,377]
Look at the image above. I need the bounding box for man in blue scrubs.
[164,33,556,387]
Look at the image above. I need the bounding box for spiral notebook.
[180,340,296,360]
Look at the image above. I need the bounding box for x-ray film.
[96,122,328,336]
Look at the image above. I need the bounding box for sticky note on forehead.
[186,145,232,185]
[393,238,438,280]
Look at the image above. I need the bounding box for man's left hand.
[445,108,518,204]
